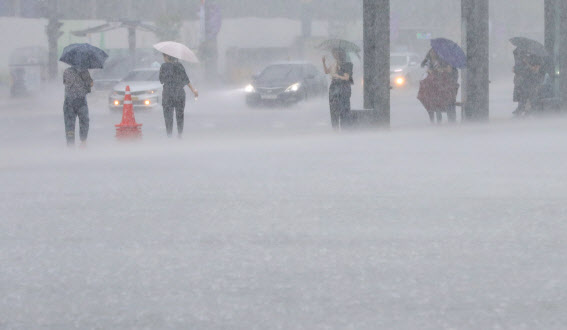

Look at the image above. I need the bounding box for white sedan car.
[390,53,426,88]
[108,68,162,111]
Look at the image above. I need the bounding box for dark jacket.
[159,62,190,91]
[63,67,92,99]
[330,62,354,94]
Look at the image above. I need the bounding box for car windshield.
[258,65,302,82]
[391,56,408,67]
[122,70,159,81]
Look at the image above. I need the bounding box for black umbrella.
[317,39,361,54]
[59,43,109,69]
[510,37,548,58]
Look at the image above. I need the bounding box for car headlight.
[395,77,405,86]
[245,84,255,93]
[285,83,301,92]
[146,90,157,94]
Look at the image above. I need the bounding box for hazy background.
[0,0,546,87]
[1,1,566,330]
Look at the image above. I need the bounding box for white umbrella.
[153,41,199,63]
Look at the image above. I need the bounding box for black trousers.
[162,91,186,137]
[63,97,89,144]
[428,105,457,124]
[329,83,351,129]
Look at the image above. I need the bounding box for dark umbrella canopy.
[59,43,109,69]
[431,38,467,69]
[317,39,361,54]
[510,37,548,58]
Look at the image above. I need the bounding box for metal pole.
[545,0,556,55]
[363,0,377,111]
[461,0,490,122]
[363,0,390,126]
[545,0,559,100]
[558,0,567,109]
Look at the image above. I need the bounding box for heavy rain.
[1,1,566,329]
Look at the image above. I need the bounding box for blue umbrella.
[431,38,467,69]
[59,43,109,69]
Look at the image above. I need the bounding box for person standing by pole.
[159,54,199,138]
[322,48,353,130]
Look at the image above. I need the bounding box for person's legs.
[163,103,174,137]
[63,98,77,146]
[329,87,340,129]
[329,100,340,129]
[175,94,186,136]
[436,111,443,123]
[77,99,90,142]
[513,100,526,116]
[428,111,435,123]
[447,106,457,123]
[339,92,352,128]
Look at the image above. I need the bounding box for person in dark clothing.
[159,54,199,137]
[322,48,353,130]
[512,51,545,116]
[63,66,93,146]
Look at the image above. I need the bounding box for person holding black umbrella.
[60,43,108,147]
[510,38,548,116]
[63,66,93,146]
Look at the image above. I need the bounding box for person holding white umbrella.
[154,41,199,138]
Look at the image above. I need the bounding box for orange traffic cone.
[115,86,142,139]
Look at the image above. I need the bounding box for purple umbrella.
[431,38,467,69]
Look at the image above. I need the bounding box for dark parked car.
[245,62,328,107]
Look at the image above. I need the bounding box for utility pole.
[545,0,559,99]
[461,0,490,122]
[545,0,556,55]
[556,0,567,109]
[45,0,63,81]
[363,0,390,126]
